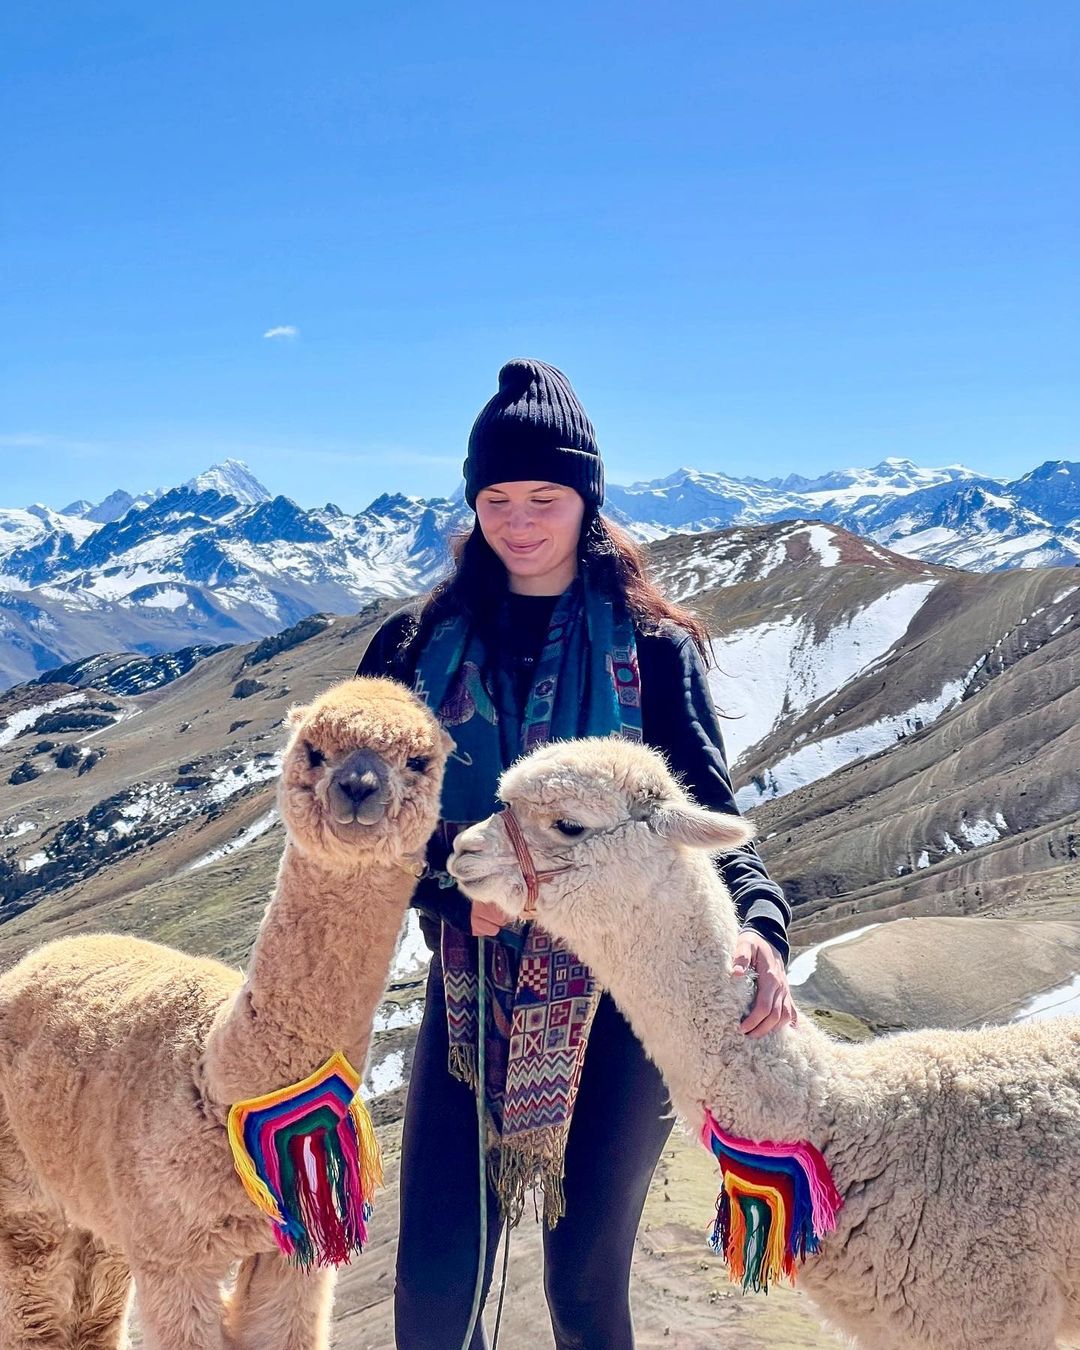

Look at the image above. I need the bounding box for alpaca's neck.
[203,840,414,1105]
[588,854,844,1145]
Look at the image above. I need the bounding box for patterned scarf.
[413,575,642,1224]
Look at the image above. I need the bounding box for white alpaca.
[448,736,1080,1350]
[0,677,450,1350]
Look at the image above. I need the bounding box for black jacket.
[356,596,791,962]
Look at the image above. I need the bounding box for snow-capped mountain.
[606,457,1080,571]
[604,456,979,538]
[1,454,1078,690]
[766,455,976,501]
[0,503,99,558]
[184,458,273,506]
[0,463,472,688]
[878,483,1073,570]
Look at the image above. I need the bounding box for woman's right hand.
[470,899,506,938]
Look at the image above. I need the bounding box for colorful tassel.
[227,1051,382,1267]
[700,1108,842,1293]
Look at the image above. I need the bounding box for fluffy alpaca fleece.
[449,736,1080,1350]
[0,677,450,1350]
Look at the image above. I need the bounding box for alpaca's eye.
[406,756,430,774]
[305,742,325,769]
[553,819,585,837]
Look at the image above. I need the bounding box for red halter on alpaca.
[499,805,572,919]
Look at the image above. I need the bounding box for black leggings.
[395,956,674,1350]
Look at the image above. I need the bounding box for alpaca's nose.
[327,749,389,826]
[336,767,381,804]
[453,824,485,854]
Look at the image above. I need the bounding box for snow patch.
[710,580,938,766]
[956,817,1002,848]
[137,586,190,611]
[83,565,178,602]
[206,751,283,803]
[788,923,884,986]
[1013,975,1080,1022]
[188,810,279,870]
[77,707,134,743]
[391,911,431,981]
[373,1002,424,1033]
[736,667,968,807]
[362,1050,405,1100]
[802,523,841,567]
[0,692,86,747]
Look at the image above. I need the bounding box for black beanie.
[463,358,604,509]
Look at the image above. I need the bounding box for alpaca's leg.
[0,1101,78,1347]
[131,1264,229,1350]
[69,1230,133,1349]
[225,1251,335,1350]
[0,1211,78,1349]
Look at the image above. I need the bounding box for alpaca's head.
[448,736,754,953]
[280,676,452,868]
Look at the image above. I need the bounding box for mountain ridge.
[1,454,1078,689]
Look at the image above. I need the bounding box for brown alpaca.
[0,677,450,1350]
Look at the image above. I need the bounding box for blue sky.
[2,1,1076,513]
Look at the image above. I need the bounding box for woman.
[357,358,795,1349]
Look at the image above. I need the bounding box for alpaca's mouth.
[326,793,390,828]
[325,804,391,836]
[446,856,520,904]
[331,807,386,827]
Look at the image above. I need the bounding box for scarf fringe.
[448,1044,477,1091]
[494,1128,570,1228]
[451,1044,571,1226]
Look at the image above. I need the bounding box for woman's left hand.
[731,931,798,1038]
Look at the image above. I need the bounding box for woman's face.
[475,481,586,595]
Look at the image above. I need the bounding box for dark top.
[356,594,791,963]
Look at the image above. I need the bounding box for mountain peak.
[184,459,271,505]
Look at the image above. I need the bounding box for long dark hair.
[414,506,711,661]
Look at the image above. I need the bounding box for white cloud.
[263,325,298,339]
[0,433,109,454]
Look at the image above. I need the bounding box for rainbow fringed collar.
[700,1108,842,1292]
[227,1051,382,1267]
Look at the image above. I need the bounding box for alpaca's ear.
[439,728,456,756]
[285,702,310,731]
[648,801,756,851]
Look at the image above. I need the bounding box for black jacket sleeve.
[640,628,792,964]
